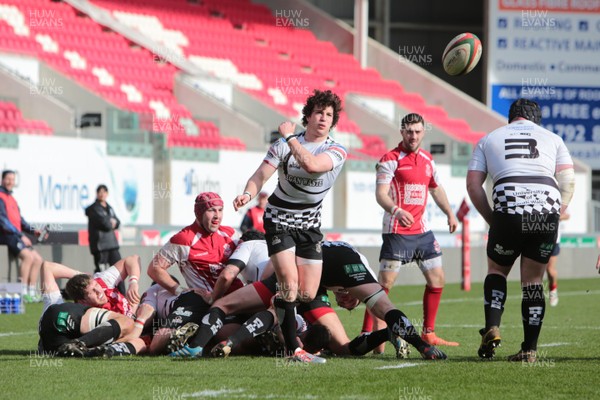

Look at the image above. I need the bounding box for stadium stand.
[0,100,53,135]
[0,0,244,150]
[0,0,485,156]
[87,0,485,157]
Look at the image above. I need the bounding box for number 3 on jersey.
[504,138,539,159]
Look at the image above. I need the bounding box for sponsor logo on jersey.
[329,149,345,162]
[425,164,432,177]
[397,166,412,171]
[172,307,193,317]
[191,251,209,257]
[403,183,426,205]
[271,236,281,245]
[286,175,324,187]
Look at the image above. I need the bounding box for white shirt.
[469,120,572,214]
[141,284,178,320]
[227,240,269,284]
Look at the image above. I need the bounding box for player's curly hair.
[65,274,93,302]
[240,230,266,242]
[301,90,342,129]
[302,324,331,354]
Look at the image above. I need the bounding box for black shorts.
[551,243,560,257]
[264,218,323,260]
[297,288,334,324]
[0,234,29,256]
[38,303,90,352]
[321,243,378,288]
[165,292,211,329]
[487,211,559,266]
[379,231,442,262]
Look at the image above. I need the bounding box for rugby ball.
[442,33,482,76]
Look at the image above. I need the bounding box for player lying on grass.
[38,260,142,356]
[84,278,250,357]
[171,241,447,361]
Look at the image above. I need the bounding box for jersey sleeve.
[263,139,286,169]
[468,137,488,172]
[555,139,573,166]
[429,159,440,189]
[227,241,252,272]
[140,284,160,310]
[323,144,347,169]
[157,241,190,266]
[375,159,397,185]
[94,266,122,289]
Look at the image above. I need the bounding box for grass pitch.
[1,278,598,400]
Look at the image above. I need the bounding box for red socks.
[423,286,443,334]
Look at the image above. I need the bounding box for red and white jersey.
[94,267,134,319]
[376,144,440,235]
[157,222,243,293]
[140,284,178,320]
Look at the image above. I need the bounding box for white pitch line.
[538,342,570,347]
[375,363,422,370]
[184,389,245,398]
[0,331,37,338]
[400,289,600,307]
[183,389,318,399]
[433,324,600,331]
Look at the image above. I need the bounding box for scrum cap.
[194,192,223,220]
[509,98,542,125]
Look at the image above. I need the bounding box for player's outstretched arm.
[234,162,276,211]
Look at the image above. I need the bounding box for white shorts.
[379,256,442,274]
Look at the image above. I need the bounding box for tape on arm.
[556,168,575,207]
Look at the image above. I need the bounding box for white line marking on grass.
[375,362,421,370]
[539,342,570,347]
[184,388,245,398]
[182,389,318,399]
[0,331,37,338]
[399,290,600,307]
[434,324,600,331]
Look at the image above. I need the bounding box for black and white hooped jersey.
[468,120,573,215]
[226,239,269,284]
[263,133,346,229]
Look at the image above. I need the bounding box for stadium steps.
[0,101,53,135]
[0,1,242,150]
[85,0,384,156]
[85,0,488,156]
